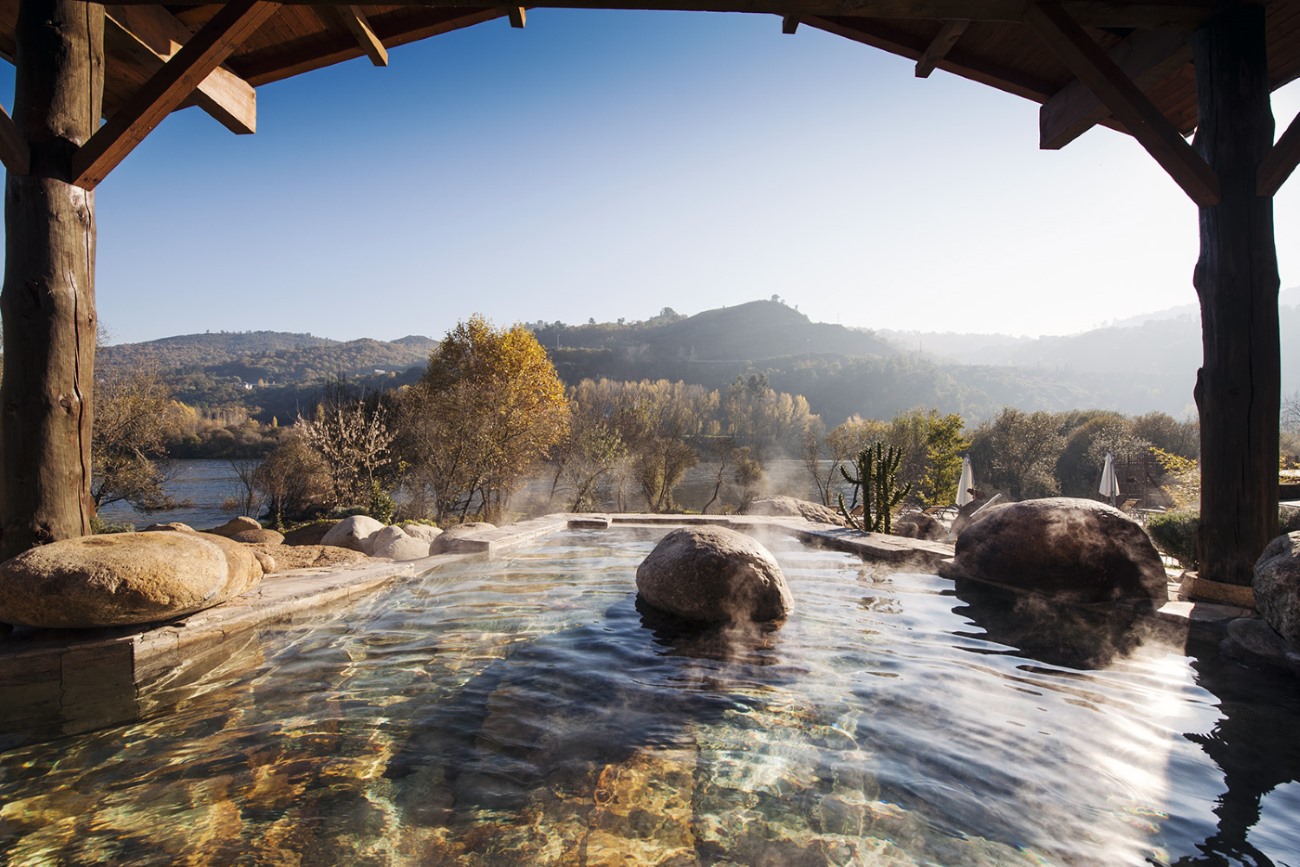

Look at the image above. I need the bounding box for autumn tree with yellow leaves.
[396,316,569,523]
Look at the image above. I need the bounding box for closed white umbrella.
[956,456,974,506]
[1099,451,1120,507]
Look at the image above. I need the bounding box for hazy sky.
[6,10,1300,344]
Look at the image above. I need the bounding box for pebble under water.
[2,526,1299,865]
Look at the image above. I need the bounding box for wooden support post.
[1192,3,1279,587]
[1,0,105,558]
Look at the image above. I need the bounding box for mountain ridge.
[97,295,1299,425]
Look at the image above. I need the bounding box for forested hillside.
[95,295,1272,426]
[98,331,436,422]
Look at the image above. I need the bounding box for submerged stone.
[938,497,1167,603]
[0,532,263,628]
[635,525,792,623]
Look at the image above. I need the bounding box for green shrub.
[1146,510,1198,569]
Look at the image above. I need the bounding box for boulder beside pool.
[320,515,386,554]
[937,497,1168,603]
[635,526,792,624]
[1254,531,1300,647]
[0,532,264,629]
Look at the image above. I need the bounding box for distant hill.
[879,287,1300,418]
[531,300,897,361]
[96,294,1299,427]
[98,330,437,422]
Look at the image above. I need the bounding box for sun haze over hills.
[98,294,1300,426]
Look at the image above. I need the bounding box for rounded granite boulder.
[228,528,285,546]
[0,532,264,628]
[938,497,1167,603]
[320,515,386,554]
[635,526,793,624]
[205,516,263,538]
[1254,531,1300,647]
[370,525,434,561]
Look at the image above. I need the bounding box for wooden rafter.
[806,16,1058,105]
[1039,28,1190,150]
[330,6,388,65]
[507,6,526,27]
[782,15,799,33]
[0,103,28,175]
[238,9,503,86]
[914,18,967,78]
[1024,0,1219,206]
[72,0,281,189]
[96,0,1219,31]
[1259,109,1300,196]
[106,5,258,134]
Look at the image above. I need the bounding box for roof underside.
[2,0,1299,193]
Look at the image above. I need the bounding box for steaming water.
[2,528,1298,864]
[93,458,840,531]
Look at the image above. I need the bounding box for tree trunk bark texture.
[0,0,104,559]
[1192,3,1280,586]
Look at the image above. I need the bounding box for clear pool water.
[2,527,1299,865]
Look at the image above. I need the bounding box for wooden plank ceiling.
[1,0,1299,194]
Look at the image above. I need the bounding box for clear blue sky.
[7,10,1300,344]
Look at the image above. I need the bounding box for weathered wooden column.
[1192,2,1280,586]
[0,0,104,559]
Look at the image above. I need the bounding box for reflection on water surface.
[1,527,1298,864]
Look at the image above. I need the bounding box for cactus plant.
[837,441,913,534]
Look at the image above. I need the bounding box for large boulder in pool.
[636,526,792,624]
[0,532,264,628]
[1254,531,1300,647]
[320,515,386,554]
[937,497,1167,603]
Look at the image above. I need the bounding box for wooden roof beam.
[806,16,1058,104]
[0,103,28,175]
[782,15,799,33]
[507,6,526,27]
[106,5,258,135]
[73,0,281,189]
[330,6,388,65]
[93,0,1218,31]
[1025,0,1219,206]
[1259,108,1300,197]
[1039,28,1190,150]
[915,19,968,78]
